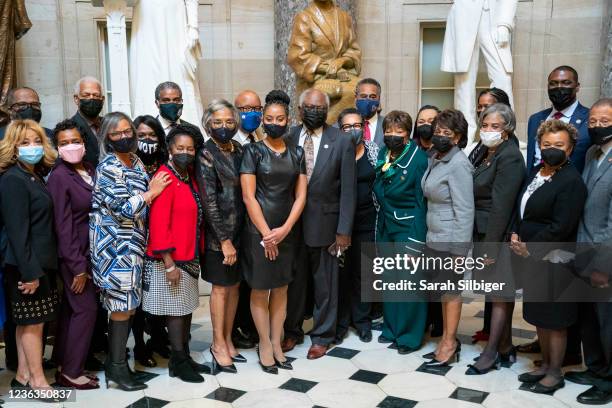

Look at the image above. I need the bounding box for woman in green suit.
[373,110,429,354]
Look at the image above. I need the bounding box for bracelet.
[165,265,176,273]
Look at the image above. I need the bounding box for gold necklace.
[212,137,234,153]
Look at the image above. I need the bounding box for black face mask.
[109,136,137,154]
[79,98,104,119]
[348,128,363,146]
[172,153,195,170]
[159,103,183,123]
[210,127,237,144]
[137,139,159,165]
[548,87,576,111]
[431,135,453,153]
[588,126,612,146]
[415,124,433,141]
[541,147,567,167]
[301,107,327,131]
[14,106,42,123]
[263,123,287,139]
[384,135,405,153]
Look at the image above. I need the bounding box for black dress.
[0,165,59,325]
[240,141,306,290]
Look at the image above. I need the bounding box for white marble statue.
[441,0,518,146]
[129,0,203,128]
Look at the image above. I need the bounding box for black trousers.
[337,230,372,334]
[284,243,309,341]
[233,280,256,337]
[307,246,340,346]
[580,302,612,392]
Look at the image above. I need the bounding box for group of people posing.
[0,63,609,405]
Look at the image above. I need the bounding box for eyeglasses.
[108,129,133,138]
[588,119,611,127]
[341,123,363,132]
[10,102,41,110]
[237,105,263,113]
[211,120,237,129]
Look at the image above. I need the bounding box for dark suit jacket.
[286,125,356,247]
[0,125,53,141]
[46,160,94,277]
[526,102,591,173]
[473,139,526,258]
[516,163,587,260]
[71,111,101,167]
[0,165,58,281]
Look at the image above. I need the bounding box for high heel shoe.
[465,355,501,375]
[256,346,278,374]
[57,373,100,390]
[231,353,247,363]
[422,351,436,359]
[500,346,517,367]
[210,347,237,374]
[526,378,565,395]
[274,357,293,370]
[168,351,204,383]
[425,341,461,367]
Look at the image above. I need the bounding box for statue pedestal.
[91,0,135,114]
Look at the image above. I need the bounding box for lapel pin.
[324,144,329,149]
[576,119,582,124]
[403,170,407,175]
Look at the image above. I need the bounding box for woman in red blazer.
[142,124,205,383]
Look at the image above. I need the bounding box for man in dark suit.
[567,98,612,405]
[72,76,105,167]
[526,66,591,173]
[154,81,204,145]
[355,78,384,148]
[282,89,356,359]
[520,66,590,363]
[0,87,52,140]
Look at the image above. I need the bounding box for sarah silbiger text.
[372,279,506,294]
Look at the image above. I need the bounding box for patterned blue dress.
[90,153,149,312]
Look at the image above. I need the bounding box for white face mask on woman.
[480,130,504,148]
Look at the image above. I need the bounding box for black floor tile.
[205,387,246,403]
[456,334,473,345]
[416,362,452,376]
[280,378,318,393]
[190,323,203,330]
[474,310,485,318]
[327,346,360,359]
[450,387,489,404]
[285,355,297,363]
[377,396,418,408]
[350,369,387,384]
[133,370,160,383]
[126,396,169,408]
[189,339,210,352]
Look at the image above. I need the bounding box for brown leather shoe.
[281,337,302,353]
[307,344,328,360]
[516,340,541,354]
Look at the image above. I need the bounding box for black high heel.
[465,355,501,375]
[500,346,517,367]
[425,340,461,367]
[526,378,565,395]
[210,347,237,374]
[274,357,293,370]
[256,346,278,374]
[231,353,247,363]
[422,351,436,359]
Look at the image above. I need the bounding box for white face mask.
[480,130,504,148]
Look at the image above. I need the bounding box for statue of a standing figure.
[129,0,203,129]
[0,0,31,126]
[288,0,362,125]
[441,0,518,146]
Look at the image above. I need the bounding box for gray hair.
[74,76,103,96]
[480,103,516,135]
[155,81,182,101]
[298,89,330,108]
[201,98,240,130]
[98,111,137,160]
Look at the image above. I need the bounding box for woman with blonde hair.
[0,120,63,401]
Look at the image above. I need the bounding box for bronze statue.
[288,0,361,125]
[0,0,31,126]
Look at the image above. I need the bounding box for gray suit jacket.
[422,146,475,255]
[286,125,356,247]
[372,113,385,148]
[577,145,612,277]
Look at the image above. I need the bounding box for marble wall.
[14,0,609,136]
[602,2,612,98]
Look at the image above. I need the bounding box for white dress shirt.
[534,100,579,164]
[299,126,323,166]
[233,129,255,146]
[158,115,186,136]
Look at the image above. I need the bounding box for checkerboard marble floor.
[0,297,607,408]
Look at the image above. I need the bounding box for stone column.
[92,0,135,114]
[274,0,357,118]
[601,7,612,98]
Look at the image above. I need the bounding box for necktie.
[363,120,371,141]
[304,133,315,182]
[553,111,564,120]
